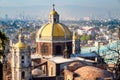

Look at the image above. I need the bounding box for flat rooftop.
[46,56,95,64]
[31,54,96,64]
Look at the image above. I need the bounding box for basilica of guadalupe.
[2,4,113,80]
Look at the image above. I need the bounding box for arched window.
[51,67,53,75]
[44,46,48,53]
[55,45,61,55]
[43,66,46,74]
[21,71,25,79]
[54,18,56,22]
[21,56,24,59]
[41,44,48,54]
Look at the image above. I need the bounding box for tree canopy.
[0,31,8,56]
[80,34,90,42]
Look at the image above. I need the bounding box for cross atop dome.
[52,4,55,11]
[49,4,59,23]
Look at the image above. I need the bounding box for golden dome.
[36,4,72,40]
[37,23,71,38]
[50,10,58,15]
[15,42,27,49]
[50,4,58,15]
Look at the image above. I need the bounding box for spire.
[15,28,27,49]
[52,4,55,11]
[50,4,57,15]
[20,28,22,35]
[18,28,24,42]
[49,4,59,23]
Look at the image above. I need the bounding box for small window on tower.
[22,61,24,63]
[41,45,48,54]
[51,67,53,75]
[54,18,56,22]
[44,46,48,53]
[22,71,25,79]
[21,56,24,59]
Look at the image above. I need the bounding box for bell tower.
[11,29,31,80]
[72,31,81,54]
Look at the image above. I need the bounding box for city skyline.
[0,0,120,20]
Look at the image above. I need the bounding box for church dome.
[37,23,71,38]
[36,4,72,40]
[50,10,58,15]
[74,66,112,80]
[14,29,27,49]
[15,42,27,49]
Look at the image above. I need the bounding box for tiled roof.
[74,66,112,80]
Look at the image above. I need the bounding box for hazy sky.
[0,0,120,20]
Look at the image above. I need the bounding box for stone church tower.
[36,4,72,58]
[11,29,31,80]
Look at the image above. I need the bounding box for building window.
[54,18,56,22]
[43,66,46,74]
[36,43,38,52]
[22,71,25,79]
[67,44,72,53]
[22,61,24,63]
[55,45,61,55]
[51,67,53,75]
[41,44,48,54]
[21,56,24,59]
[21,61,25,67]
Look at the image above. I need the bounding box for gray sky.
[0,0,120,20]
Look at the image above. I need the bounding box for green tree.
[80,34,90,43]
[0,31,8,57]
